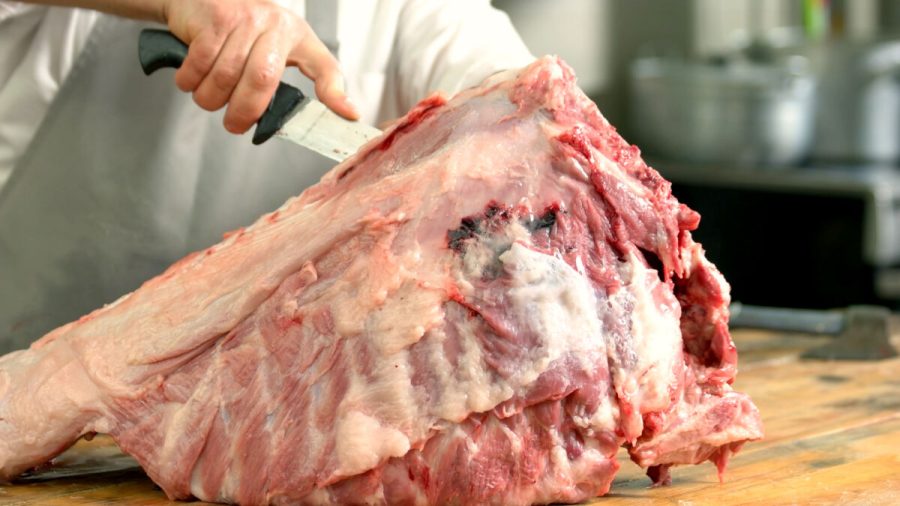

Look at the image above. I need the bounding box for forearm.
[16,0,167,23]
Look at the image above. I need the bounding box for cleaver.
[138,29,381,162]
[729,302,898,361]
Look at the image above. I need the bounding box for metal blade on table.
[274,97,382,162]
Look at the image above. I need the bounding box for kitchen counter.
[2,328,899,505]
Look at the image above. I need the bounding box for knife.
[138,29,381,162]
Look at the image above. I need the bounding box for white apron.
[0,2,338,352]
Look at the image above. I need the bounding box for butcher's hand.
[165,0,359,132]
[22,0,359,133]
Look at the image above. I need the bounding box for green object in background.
[803,0,831,40]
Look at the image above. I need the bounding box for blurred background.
[494,0,900,310]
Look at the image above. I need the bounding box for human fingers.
[222,29,288,133]
[173,29,229,93]
[288,28,359,120]
[168,0,237,92]
[191,27,260,113]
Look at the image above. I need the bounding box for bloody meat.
[0,56,762,505]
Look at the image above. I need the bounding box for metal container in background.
[811,39,900,164]
[629,57,816,168]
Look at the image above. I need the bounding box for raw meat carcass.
[0,56,762,505]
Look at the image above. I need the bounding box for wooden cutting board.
[2,328,899,505]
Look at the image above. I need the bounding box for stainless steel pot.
[629,57,816,168]
[811,40,900,163]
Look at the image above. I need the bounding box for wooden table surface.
[2,329,898,505]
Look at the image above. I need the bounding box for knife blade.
[138,29,381,162]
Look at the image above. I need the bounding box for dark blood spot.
[525,205,558,232]
[447,216,481,252]
[448,202,558,252]
[485,203,503,218]
[483,201,513,222]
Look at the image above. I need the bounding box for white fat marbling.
[460,221,532,281]
[335,411,411,477]
[436,240,609,422]
[449,318,516,416]
[499,242,603,379]
[367,281,445,356]
[622,251,683,413]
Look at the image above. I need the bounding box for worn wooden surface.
[1,328,898,505]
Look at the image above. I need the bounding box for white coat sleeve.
[391,0,534,113]
[0,3,99,187]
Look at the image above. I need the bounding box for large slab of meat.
[0,57,762,505]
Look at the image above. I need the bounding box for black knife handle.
[138,28,188,74]
[137,28,305,145]
[252,82,305,145]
